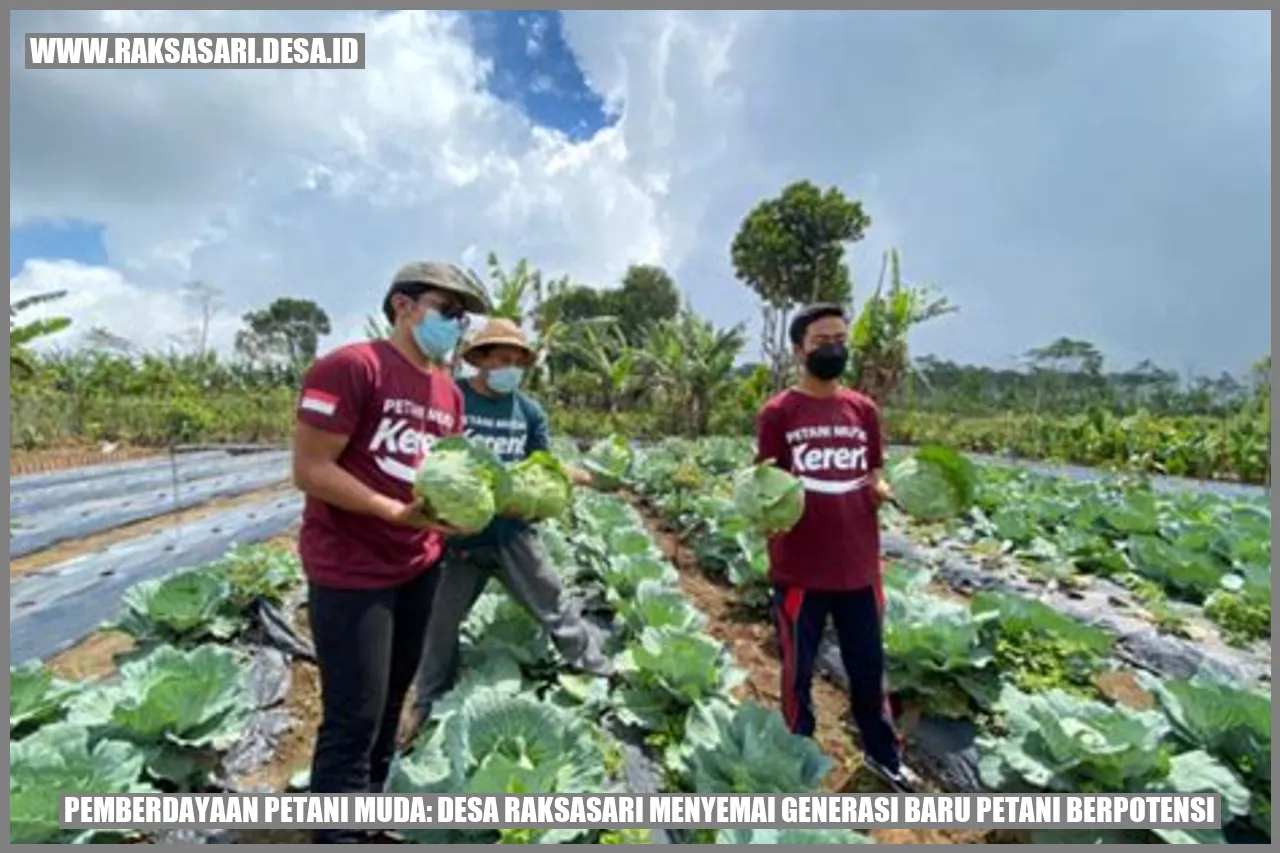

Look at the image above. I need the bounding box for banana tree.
[848,249,957,406]
[525,272,623,396]
[481,252,576,393]
[11,290,72,379]
[364,314,391,340]
[642,308,746,435]
[485,251,541,323]
[554,323,639,413]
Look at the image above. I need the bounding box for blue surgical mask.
[413,309,461,361]
[486,365,524,394]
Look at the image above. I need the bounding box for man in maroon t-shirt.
[754,302,920,794]
[291,260,490,843]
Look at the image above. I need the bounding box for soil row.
[10,444,164,477]
[629,497,1016,846]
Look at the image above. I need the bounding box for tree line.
[9,179,1270,475]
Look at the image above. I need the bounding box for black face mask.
[805,343,848,381]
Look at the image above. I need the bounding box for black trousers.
[770,582,902,771]
[307,568,439,844]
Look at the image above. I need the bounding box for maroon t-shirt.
[295,340,464,590]
[755,386,885,592]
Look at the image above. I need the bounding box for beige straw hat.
[459,317,537,366]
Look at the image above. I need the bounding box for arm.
[292,421,411,523]
[291,352,440,530]
[751,405,791,538]
[566,464,595,488]
[527,398,594,487]
[755,404,787,467]
[864,400,893,506]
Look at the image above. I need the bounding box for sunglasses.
[403,288,468,322]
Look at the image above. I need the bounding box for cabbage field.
[8,439,1272,845]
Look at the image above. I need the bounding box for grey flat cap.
[390,261,492,315]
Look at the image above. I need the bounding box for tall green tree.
[533,281,614,389]
[609,264,680,343]
[731,180,871,388]
[1024,337,1107,412]
[235,297,332,370]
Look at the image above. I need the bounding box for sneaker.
[864,756,921,794]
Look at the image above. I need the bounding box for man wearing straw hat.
[403,316,614,738]
[291,261,490,843]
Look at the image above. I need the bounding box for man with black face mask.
[753,302,919,794]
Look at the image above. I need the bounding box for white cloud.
[12,10,671,358]
[10,10,1270,373]
[10,259,243,355]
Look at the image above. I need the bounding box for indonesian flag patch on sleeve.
[299,389,339,417]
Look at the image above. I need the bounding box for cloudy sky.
[10,10,1271,376]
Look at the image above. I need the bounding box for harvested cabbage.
[885,445,976,521]
[497,451,573,521]
[413,436,501,532]
[437,435,510,488]
[581,434,634,491]
[732,464,805,536]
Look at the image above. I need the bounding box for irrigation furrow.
[10,458,292,558]
[10,450,291,517]
[10,492,304,666]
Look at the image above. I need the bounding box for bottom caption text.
[60,793,1221,831]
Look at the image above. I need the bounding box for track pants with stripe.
[770,580,903,771]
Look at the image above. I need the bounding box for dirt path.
[10,444,163,477]
[45,630,136,682]
[10,482,298,580]
[633,503,1000,845]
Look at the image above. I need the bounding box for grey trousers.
[410,528,611,718]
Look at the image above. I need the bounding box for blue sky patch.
[10,218,107,276]
[465,10,612,141]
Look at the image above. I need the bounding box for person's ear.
[391,294,412,322]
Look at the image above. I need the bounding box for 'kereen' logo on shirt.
[464,413,529,463]
[367,397,457,483]
[785,423,871,496]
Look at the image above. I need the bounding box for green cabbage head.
[581,434,634,491]
[497,451,573,521]
[885,445,977,522]
[732,464,805,536]
[413,436,501,533]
